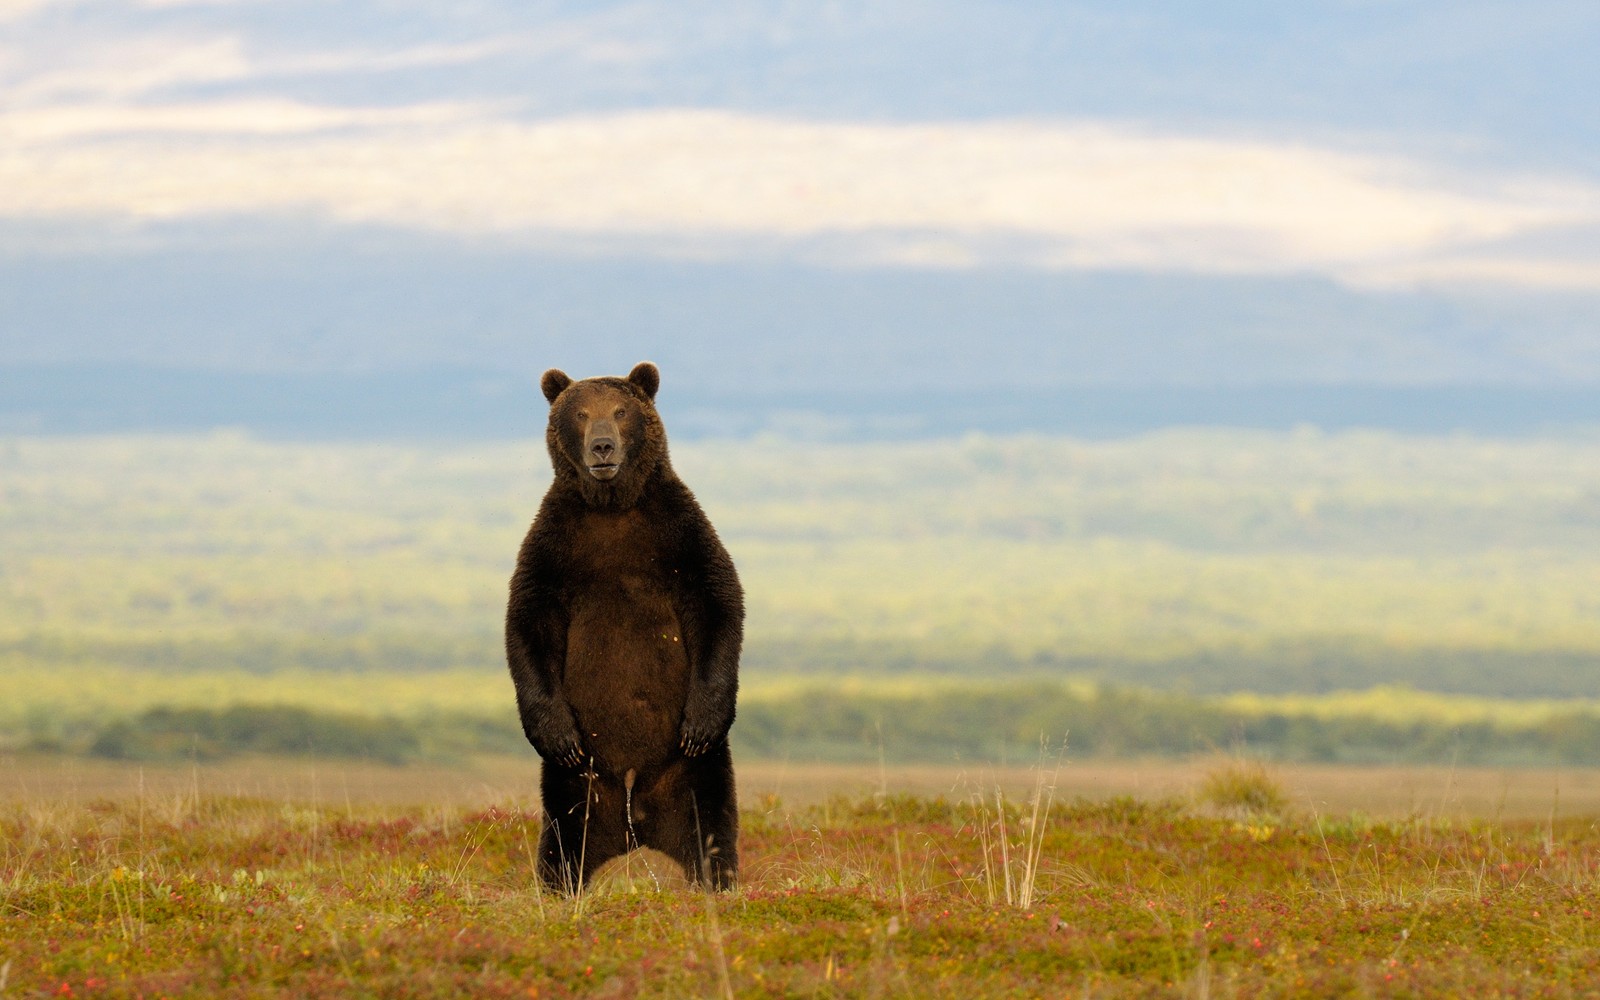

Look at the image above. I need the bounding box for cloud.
[4,99,497,140]
[0,0,74,20]
[260,37,533,77]
[2,24,651,103]
[6,36,253,102]
[3,103,1598,289]
[1348,256,1600,292]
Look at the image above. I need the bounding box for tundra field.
[6,428,1600,994]
[3,759,1600,998]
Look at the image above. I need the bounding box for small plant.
[1198,758,1288,818]
[969,749,1062,910]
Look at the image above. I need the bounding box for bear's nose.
[590,438,616,462]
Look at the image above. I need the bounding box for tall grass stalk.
[444,814,495,906]
[692,791,736,1000]
[972,793,997,905]
[702,886,735,1000]
[1312,809,1348,908]
[995,788,1014,906]
[1016,761,1060,911]
[892,828,909,923]
[137,767,147,940]
[106,867,138,944]
[970,747,1061,910]
[876,721,912,920]
[571,764,596,920]
[517,813,547,922]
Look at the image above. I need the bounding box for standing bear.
[506,362,743,892]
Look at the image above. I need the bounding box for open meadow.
[3,761,1600,997]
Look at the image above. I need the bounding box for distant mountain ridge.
[3,231,1595,388]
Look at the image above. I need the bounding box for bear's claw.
[536,730,585,768]
[680,730,720,757]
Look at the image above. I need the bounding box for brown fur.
[506,362,743,891]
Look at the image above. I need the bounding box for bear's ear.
[627,361,660,401]
[540,369,572,404]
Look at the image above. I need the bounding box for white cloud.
[1346,256,1600,291]
[7,36,252,102]
[261,37,532,77]
[0,0,73,20]
[4,99,497,140]
[3,27,641,103]
[2,104,1598,289]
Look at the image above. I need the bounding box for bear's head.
[540,361,670,508]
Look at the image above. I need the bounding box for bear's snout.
[585,426,623,479]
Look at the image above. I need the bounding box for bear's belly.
[563,581,691,777]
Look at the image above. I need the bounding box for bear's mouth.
[586,463,620,481]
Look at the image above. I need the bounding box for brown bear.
[505,361,743,892]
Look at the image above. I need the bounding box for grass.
[1197,758,1290,819]
[3,780,1599,997]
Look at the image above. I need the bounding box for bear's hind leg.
[538,764,630,894]
[536,815,582,894]
[645,752,739,890]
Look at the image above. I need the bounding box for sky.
[2,1,1599,407]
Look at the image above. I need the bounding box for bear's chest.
[560,509,678,595]
[558,508,691,769]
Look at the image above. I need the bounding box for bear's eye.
[576,410,589,420]
[614,408,626,420]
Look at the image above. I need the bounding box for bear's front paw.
[534,726,586,768]
[679,720,724,758]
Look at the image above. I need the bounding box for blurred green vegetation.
[3,428,1600,764]
[7,680,1600,767]
[86,705,424,764]
[5,429,1600,691]
[729,682,1600,767]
